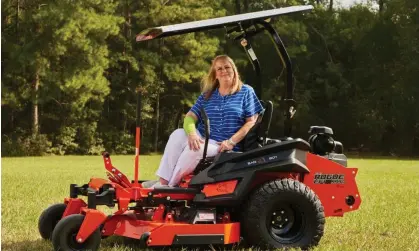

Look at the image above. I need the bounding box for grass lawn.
[1,155,419,251]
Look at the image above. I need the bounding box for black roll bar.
[256,20,296,137]
[227,20,296,137]
[240,38,262,100]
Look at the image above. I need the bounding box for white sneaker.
[151,182,170,189]
[142,180,159,188]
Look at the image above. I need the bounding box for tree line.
[2,0,418,157]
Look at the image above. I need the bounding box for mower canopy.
[136,5,313,41]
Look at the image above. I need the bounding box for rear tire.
[241,179,325,250]
[38,203,67,240]
[52,214,101,251]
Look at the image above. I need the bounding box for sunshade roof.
[136,5,313,42]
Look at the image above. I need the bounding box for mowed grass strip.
[1,155,419,251]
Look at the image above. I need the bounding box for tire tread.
[38,203,67,240]
[242,178,325,250]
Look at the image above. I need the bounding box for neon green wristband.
[183,116,196,135]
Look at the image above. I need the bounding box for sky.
[335,0,371,8]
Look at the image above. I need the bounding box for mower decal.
[313,173,345,184]
[246,154,278,166]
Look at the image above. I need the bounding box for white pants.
[156,128,220,186]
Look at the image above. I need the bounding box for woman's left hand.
[217,140,234,153]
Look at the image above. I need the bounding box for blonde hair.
[201,55,243,100]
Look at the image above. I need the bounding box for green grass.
[1,155,419,251]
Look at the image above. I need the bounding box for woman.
[149,55,263,188]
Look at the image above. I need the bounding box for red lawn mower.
[38,5,361,251]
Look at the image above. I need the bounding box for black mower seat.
[239,100,274,151]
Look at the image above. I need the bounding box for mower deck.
[101,212,240,246]
[62,196,241,247]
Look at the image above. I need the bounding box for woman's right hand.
[188,133,204,151]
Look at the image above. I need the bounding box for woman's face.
[214,59,235,85]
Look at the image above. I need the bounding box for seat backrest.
[239,100,274,151]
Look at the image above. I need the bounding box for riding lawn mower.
[38,5,361,251]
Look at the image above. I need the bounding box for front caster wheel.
[52,214,101,251]
[38,203,67,240]
[241,178,325,250]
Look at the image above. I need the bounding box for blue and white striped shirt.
[190,84,264,150]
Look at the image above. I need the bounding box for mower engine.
[308,126,347,166]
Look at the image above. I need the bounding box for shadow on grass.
[1,237,296,251]
[102,236,247,251]
[1,239,53,251]
[1,238,236,251]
